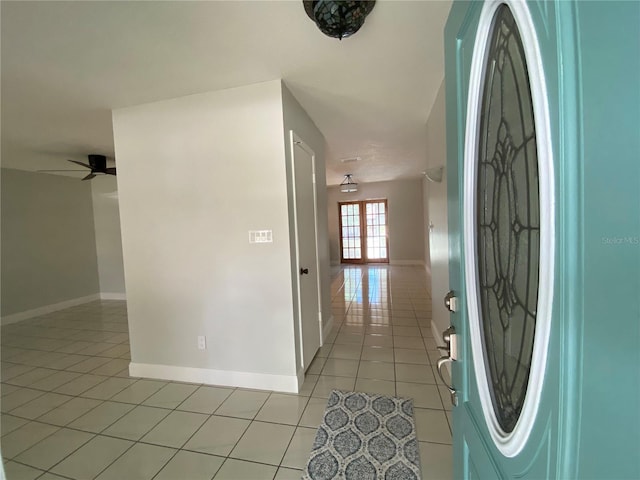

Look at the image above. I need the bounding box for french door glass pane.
[365,201,387,260]
[341,203,362,261]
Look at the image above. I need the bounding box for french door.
[339,200,389,264]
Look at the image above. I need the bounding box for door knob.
[436,357,457,406]
[300,268,309,275]
[436,325,458,406]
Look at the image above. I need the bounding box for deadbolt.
[444,290,458,312]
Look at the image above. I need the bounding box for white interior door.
[291,132,321,370]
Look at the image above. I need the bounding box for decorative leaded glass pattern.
[476,4,540,433]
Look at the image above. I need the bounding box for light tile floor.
[1,265,452,480]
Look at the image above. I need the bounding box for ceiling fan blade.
[37,169,87,172]
[105,167,116,175]
[68,160,91,169]
[82,173,96,181]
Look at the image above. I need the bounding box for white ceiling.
[1,1,451,185]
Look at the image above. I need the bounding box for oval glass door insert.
[476,3,540,433]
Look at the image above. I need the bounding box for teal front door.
[443,1,640,478]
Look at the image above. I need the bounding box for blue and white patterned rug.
[302,390,422,480]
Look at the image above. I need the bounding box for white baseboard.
[129,362,300,393]
[333,260,426,267]
[100,293,127,300]
[321,315,334,345]
[1,294,100,326]
[390,260,426,266]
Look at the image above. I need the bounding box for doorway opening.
[339,200,389,264]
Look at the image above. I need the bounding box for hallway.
[2,265,452,479]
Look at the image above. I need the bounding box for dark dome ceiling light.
[303,1,376,40]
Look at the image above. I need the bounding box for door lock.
[436,325,458,406]
[444,290,458,312]
[300,268,309,275]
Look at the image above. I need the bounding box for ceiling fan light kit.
[303,0,376,40]
[340,173,358,193]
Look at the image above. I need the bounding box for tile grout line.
[3,268,448,479]
[38,377,206,480]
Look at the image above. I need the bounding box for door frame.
[289,130,323,370]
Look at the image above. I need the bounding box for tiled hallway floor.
[1,265,452,480]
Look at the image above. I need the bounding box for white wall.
[1,168,100,319]
[91,176,126,298]
[424,80,450,337]
[327,179,426,265]
[112,80,301,391]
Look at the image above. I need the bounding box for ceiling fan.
[39,154,116,181]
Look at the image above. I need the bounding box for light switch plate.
[249,230,273,243]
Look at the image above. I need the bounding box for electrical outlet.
[197,335,206,350]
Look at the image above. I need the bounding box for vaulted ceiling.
[1,1,451,184]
